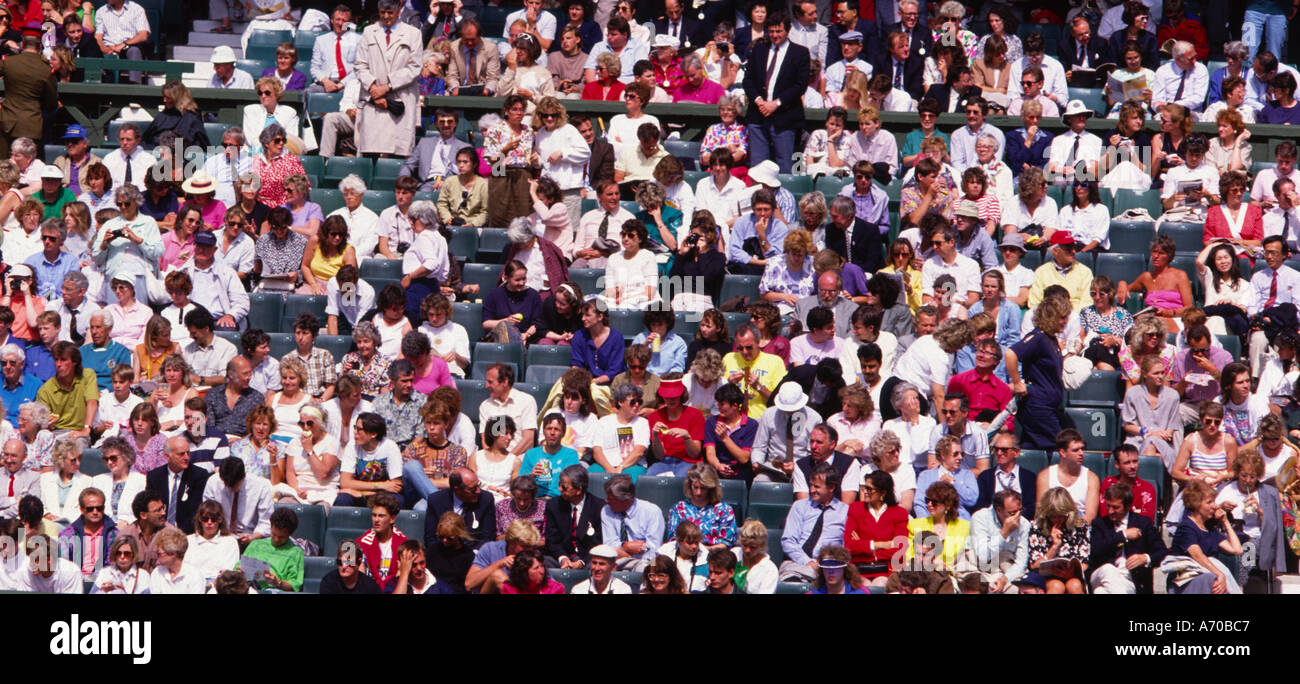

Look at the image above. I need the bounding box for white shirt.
[881,415,937,468]
[325,277,376,328]
[92,563,149,593]
[1152,61,1209,113]
[788,21,827,66]
[208,68,257,90]
[1264,205,1300,253]
[403,228,450,283]
[180,261,250,323]
[761,39,791,102]
[214,231,256,276]
[48,297,100,344]
[202,153,253,206]
[2,225,43,265]
[95,389,142,440]
[479,388,538,454]
[328,205,381,259]
[1097,0,1161,38]
[605,113,661,161]
[95,0,150,46]
[994,263,1035,298]
[859,459,917,504]
[535,124,591,192]
[377,205,413,249]
[571,577,633,594]
[1002,196,1059,231]
[419,321,470,377]
[1246,64,1300,113]
[694,175,748,229]
[181,335,239,385]
[1201,101,1255,124]
[1161,163,1220,209]
[310,30,361,84]
[201,475,274,537]
[1249,265,1300,314]
[583,37,650,83]
[892,335,953,398]
[1058,203,1111,250]
[789,334,844,367]
[824,58,872,94]
[249,356,281,395]
[950,123,1005,172]
[1048,130,1104,173]
[593,413,651,468]
[18,558,82,593]
[1250,166,1300,204]
[184,533,240,585]
[1007,56,1068,106]
[921,253,981,299]
[879,88,917,113]
[101,147,159,190]
[502,8,556,42]
[149,564,205,594]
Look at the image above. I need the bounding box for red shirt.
[581,80,625,102]
[649,406,706,462]
[947,368,1014,429]
[843,502,909,572]
[1099,475,1158,522]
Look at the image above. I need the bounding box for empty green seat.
[315,334,354,363]
[1067,370,1123,407]
[748,482,794,529]
[609,308,647,341]
[446,226,479,261]
[473,343,524,372]
[1064,407,1118,452]
[455,378,490,423]
[1094,253,1146,286]
[635,476,685,516]
[324,156,373,184]
[361,190,390,214]
[302,556,337,593]
[461,263,502,298]
[1161,222,1204,254]
[276,502,326,549]
[247,292,283,333]
[719,274,760,305]
[359,258,402,289]
[569,268,603,298]
[327,506,371,533]
[267,332,295,357]
[1106,221,1154,254]
[79,449,108,476]
[282,294,329,332]
[477,228,511,262]
[310,188,344,215]
[1018,449,1049,474]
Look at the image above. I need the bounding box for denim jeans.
[402,459,442,511]
[1243,9,1287,62]
[644,457,692,478]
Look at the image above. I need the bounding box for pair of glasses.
[992,446,1018,453]
[298,420,316,428]
[83,505,104,512]
[1202,418,1221,426]
[259,90,276,96]
[272,137,286,144]
[115,550,134,558]
[629,398,643,406]
[1020,80,1038,86]
[930,240,946,247]
[540,113,557,119]
[103,455,119,463]
[919,112,936,119]
[200,515,222,523]
[116,201,132,208]
[925,498,940,505]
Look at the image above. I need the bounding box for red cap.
[1049,231,1079,247]
[657,378,686,398]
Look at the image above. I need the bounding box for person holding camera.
[668,211,726,311]
[0,265,43,343]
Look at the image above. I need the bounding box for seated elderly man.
[600,473,664,572]
[79,312,132,392]
[203,357,264,439]
[0,344,41,428]
[464,518,544,594]
[0,439,40,517]
[178,231,249,331]
[969,489,1030,593]
[47,272,100,345]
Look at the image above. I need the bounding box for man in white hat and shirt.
[207,45,255,90]
[750,383,823,482]
[178,230,249,331]
[1151,40,1209,113]
[745,159,798,226]
[570,544,632,594]
[822,30,872,96]
[1046,100,1103,185]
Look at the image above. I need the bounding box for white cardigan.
[39,471,91,524]
[242,103,301,155]
[90,471,147,526]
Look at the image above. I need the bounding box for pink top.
[500,578,566,594]
[107,301,153,349]
[1145,289,1185,311]
[530,199,573,260]
[198,199,228,231]
[159,230,195,272]
[413,356,455,395]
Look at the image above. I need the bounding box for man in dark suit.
[882,0,932,60]
[874,30,924,102]
[1059,15,1113,87]
[398,109,471,192]
[653,0,703,51]
[424,467,497,549]
[145,435,212,535]
[1088,481,1168,594]
[544,464,604,567]
[875,0,927,35]
[924,66,984,113]
[826,194,884,272]
[741,12,810,173]
[571,113,614,189]
[423,0,475,44]
[0,35,55,158]
[975,432,1038,516]
[827,0,881,67]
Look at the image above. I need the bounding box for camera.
[108,229,126,240]
[716,42,730,54]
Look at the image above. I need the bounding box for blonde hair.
[254,76,284,100]
[1034,486,1082,533]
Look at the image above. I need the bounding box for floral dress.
[1116,343,1177,384]
[228,437,278,479]
[934,28,981,60]
[1027,524,1091,573]
[1079,305,1135,338]
[700,121,746,156]
[129,433,169,474]
[759,255,816,309]
[668,500,737,546]
[252,152,307,208]
[900,177,957,227]
[341,352,391,397]
[483,122,535,168]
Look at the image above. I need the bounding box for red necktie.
[386,28,391,45]
[7,476,12,498]
[336,36,347,80]
[1266,272,1279,309]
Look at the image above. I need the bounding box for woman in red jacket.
[843,470,910,587]
[1203,171,1262,260]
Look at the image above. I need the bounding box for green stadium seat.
[300,156,325,178]
[267,332,295,357]
[360,258,402,289]
[814,175,852,197]
[774,581,811,594]
[719,274,761,305]
[79,449,108,476]
[515,382,551,414]
[525,364,570,385]
[446,226,478,262]
[473,343,524,372]
[1138,455,1166,505]
[1050,451,1108,481]
[548,568,589,593]
[620,200,640,215]
[327,505,371,532]
[674,310,699,341]
[315,334,354,363]
[683,170,708,187]
[1161,222,1204,254]
[766,528,785,564]
[1067,87,1106,115]
[452,302,482,328]
[612,571,642,588]
[235,58,274,79]
[1237,255,1253,278]
[748,482,794,529]
[1168,255,1201,299]
[477,228,511,263]
[275,502,326,549]
[321,529,358,564]
[1064,407,1119,452]
[663,139,701,169]
[580,198,598,214]
[282,295,329,333]
[636,476,685,516]
[455,378,489,423]
[1106,221,1154,254]
[305,92,342,119]
[1093,253,1146,288]
[723,311,750,338]
[203,122,229,145]
[569,268,603,298]
[1112,188,1163,218]
[1067,370,1123,407]
[302,556,336,594]
[373,158,405,184]
[310,188,345,215]
[778,174,813,195]
[1217,334,1241,359]
[43,145,65,164]
[477,5,510,34]
[527,344,572,368]
[1018,449,1048,475]
[396,509,426,537]
[247,292,284,333]
[360,190,391,214]
[720,478,747,520]
[215,330,241,347]
[325,156,373,184]
[461,263,502,297]
[1021,250,1043,271]
[1045,184,1067,207]
[609,308,646,341]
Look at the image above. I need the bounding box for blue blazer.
[1087,511,1167,593]
[742,40,810,130]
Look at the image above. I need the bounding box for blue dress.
[1010,327,1064,450]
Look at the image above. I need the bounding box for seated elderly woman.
[38,438,90,525]
[757,229,817,318]
[1026,486,1091,594]
[251,123,308,209]
[279,173,323,239]
[243,77,301,156]
[1216,449,1287,592]
[494,474,546,535]
[699,94,748,170]
[1169,479,1244,594]
[17,401,56,471]
[501,217,570,301]
[149,527,205,594]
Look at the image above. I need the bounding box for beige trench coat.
[353,21,423,156]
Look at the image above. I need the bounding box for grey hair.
[1224,41,1249,60]
[1174,40,1194,59]
[611,382,642,406]
[889,381,922,412]
[408,200,438,228]
[976,133,1001,153]
[718,92,746,114]
[507,217,535,245]
[89,310,113,328]
[351,320,381,346]
[559,463,588,492]
[376,0,399,10]
[10,137,36,158]
[478,113,502,132]
[258,122,287,148]
[681,52,703,72]
[635,180,666,208]
[712,21,734,41]
[510,474,538,495]
[939,0,964,19]
[338,173,367,194]
[899,0,918,9]
[19,401,49,426]
[238,172,262,191]
[0,343,25,364]
[62,271,88,292]
[50,438,80,472]
[869,429,902,462]
[800,190,828,218]
[828,194,856,217]
[222,126,247,147]
[113,184,144,205]
[604,473,636,502]
[39,218,66,240]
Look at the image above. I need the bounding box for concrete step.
[1277,574,1300,594]
[191,19,252,32]
[171,44,243,62]
[185,31,244,48]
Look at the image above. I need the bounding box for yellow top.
[879,264,924,312]
[905,516,971,567]
[309,246,346,283]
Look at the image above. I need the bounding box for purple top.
[284,202,324,227]
[260,67,308,91]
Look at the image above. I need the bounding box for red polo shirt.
[947,368,1014,429]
